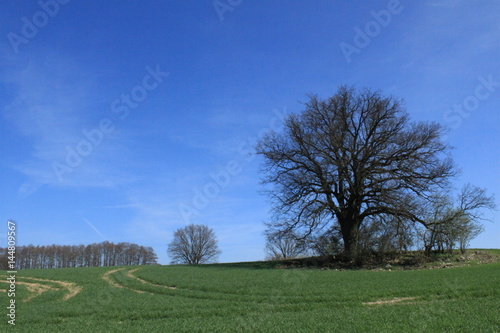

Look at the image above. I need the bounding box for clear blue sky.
[1,0,498,264]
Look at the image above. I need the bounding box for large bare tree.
[257,86,456,255]
[167,224,221,265]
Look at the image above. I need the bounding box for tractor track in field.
[102,268,126,289]
[127,268,177,290]
[17,281,56,302]
[102,268,151,294]
[21,277,82,301]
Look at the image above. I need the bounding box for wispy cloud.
[168,103,287,159]
[1,51,136,195]
[409,1,500,67]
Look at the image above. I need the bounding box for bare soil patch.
[363,297,417,306]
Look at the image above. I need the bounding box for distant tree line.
[0,241,158,270]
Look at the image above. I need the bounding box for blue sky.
[0,0,498,264]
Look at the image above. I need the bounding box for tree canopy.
[257,86,459,255]
[167,224,221,265]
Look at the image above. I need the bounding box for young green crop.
[1,256,499,332]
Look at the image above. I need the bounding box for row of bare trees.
[0,241,158,270]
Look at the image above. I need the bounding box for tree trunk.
[339,217,361,257]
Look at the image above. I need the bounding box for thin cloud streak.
[2,52,139,194]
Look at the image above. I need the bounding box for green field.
[1,252,499,332]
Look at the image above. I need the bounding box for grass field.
[1,251,499,332]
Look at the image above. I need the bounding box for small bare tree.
[167,224,221,265]
[419,184,494,254]
[265,232,306,260]
[452,184,493,253]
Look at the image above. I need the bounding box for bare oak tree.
[257,86,456,255]
[167,224,221,265]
